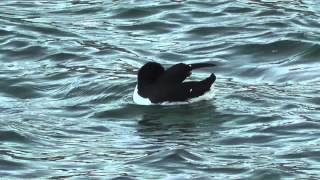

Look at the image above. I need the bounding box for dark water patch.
[147,3,183,11]
[0,130,31,143]
[0,159,26,170]
[188,11,224,18]
[187,26,243,36]
[188,1,229,8]
[264,22,289,28]
[50,132,75,139]
[218,135,274,145]
[255,9,286,17]
[111,177,136,180]
[283,44,320,66]
[0,29,12,36]
[223,6,253,14]
[44,52,81,61]
[85,126,110,132]
[0,79,43,99]
[1,1,40,8]
[2,39,30,48]
[0,30,36,41]
[111,8,157,19]
[307,97,320,106]
[13,170,50,179]
[70,0,103,5]
[117,21,180,34]
[6,84,42,99]
[281,103,302,111]
[301,18,320,29]
[217,154,250,160]
[63,104,91,111]
[249,169,285,180]
[0,45,47,60]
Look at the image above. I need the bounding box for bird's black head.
[138,62,164,88]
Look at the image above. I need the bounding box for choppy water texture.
[1,0,320,179]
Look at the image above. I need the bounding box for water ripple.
[0,0,320,179]
[0,130,31,143]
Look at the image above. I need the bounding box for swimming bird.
[133,62,216,105]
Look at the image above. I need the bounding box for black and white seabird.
[133,62,216,105]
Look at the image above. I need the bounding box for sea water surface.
[1,0,320,179]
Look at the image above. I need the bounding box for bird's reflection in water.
[136,101,221,145]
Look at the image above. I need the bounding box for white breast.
[133,86,152,105]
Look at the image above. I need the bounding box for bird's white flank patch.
[133,86,152,105]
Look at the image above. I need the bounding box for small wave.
[2,39,29,48]
[0,79,43,99]
[261,121,320,135]
[0,159,26,170]
[128,148,203,165]
[223,6,253,14]
[111,8,157,19]
[0,29,12,36]
[254,9,286,17]
[70,6,104,15]
[117,21,180,34]
[1,1,320,179]
[218,135,275,145]
[18,23,79,37]
[0,130,31,143]
[0,45,47,60]
[85,126,110,132]
[277,150,320,160]
[283,44,320,66]
[231,40,312,61]
[44,52,81,61]
[187,26,243,36]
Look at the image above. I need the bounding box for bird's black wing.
[158,63,191,84]
[151,73,216,103]
[158,63,216,84]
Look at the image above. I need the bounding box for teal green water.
[1,0,320,179]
